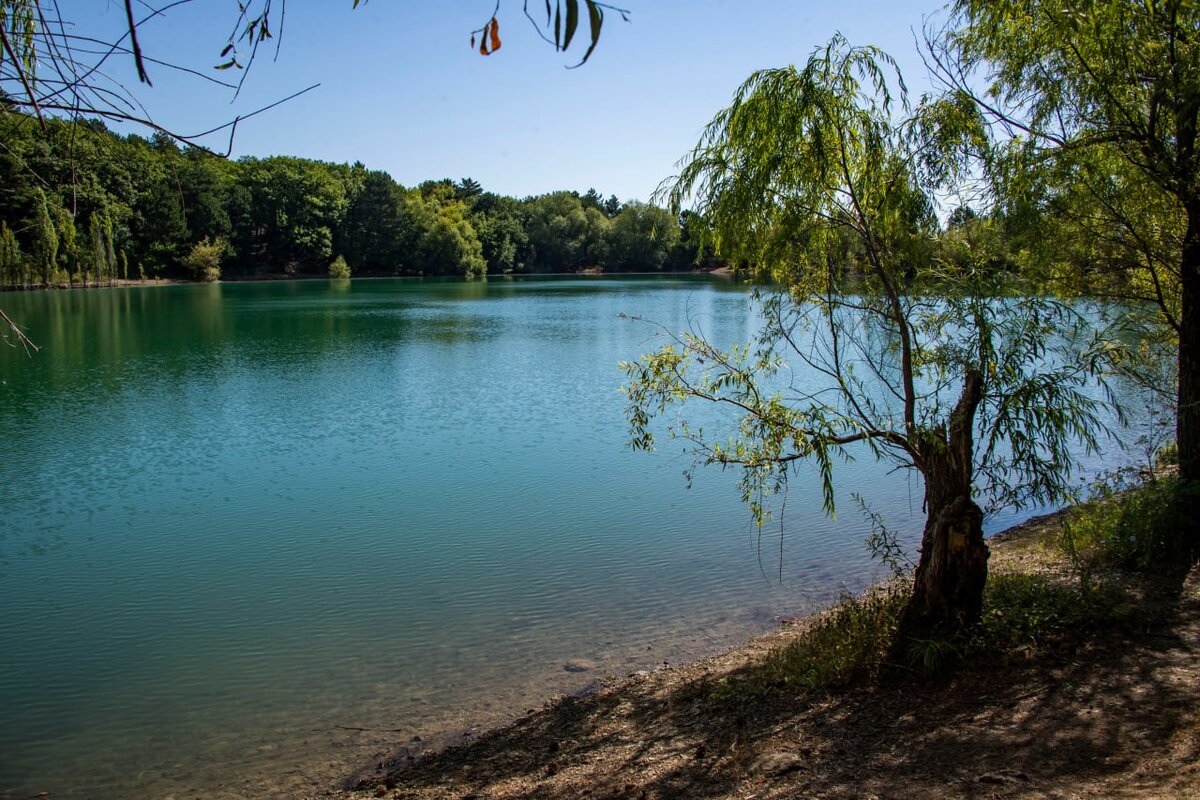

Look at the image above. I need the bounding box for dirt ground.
[333,514,1200,800]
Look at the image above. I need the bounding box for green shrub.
[328,255,351,279]
[181,237,224,282]
[1156,442,1179,467]
[1061,473,1184,572]
[974,572,1122,656]
[721,588,907,698]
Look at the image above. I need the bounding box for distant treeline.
[0,111,721,288]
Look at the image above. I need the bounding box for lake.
[0,276,1152,797]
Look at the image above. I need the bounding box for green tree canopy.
[945,0,1200,543]
[405,191,487,278]
[607,201,681,272]
[0,108,697,284]
[337,170,411,275]
[232,156,348,274]
[474,195,532,274]
[524,191,610,272]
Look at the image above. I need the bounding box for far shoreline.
[0,266,738,295]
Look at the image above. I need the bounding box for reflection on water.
[0,276,1155,797]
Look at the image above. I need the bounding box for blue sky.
[66,1,948,202]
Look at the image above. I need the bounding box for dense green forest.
[1,104,1063,293]
[0,110,721,287]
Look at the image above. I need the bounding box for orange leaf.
[489,16,502,53]
[480,22,490,54]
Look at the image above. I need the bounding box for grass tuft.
[973,572,1129,657]
[711,588,907,699]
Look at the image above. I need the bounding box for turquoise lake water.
[0,277,1153,797]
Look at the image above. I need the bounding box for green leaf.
[573,1,603,66]
[563,0,579,51]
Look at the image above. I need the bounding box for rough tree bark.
[894,369,990,652]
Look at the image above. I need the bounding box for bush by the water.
[760,588,906,691]
[1061,472,1186,573]
[329,255,351,279]
[182,238,224,283]
[710,589,906,699]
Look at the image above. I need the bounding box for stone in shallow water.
[563,659,597,673]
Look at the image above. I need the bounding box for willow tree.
[0,221,22,287]
[942,0,1200,541]
[30,187,57,287]
[623,36,1116,647]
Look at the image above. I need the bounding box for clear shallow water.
[0,277,1153,797]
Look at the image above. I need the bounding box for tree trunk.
[893,368,990,657]
[895,486,989,646]
[1178,207,1200,555]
